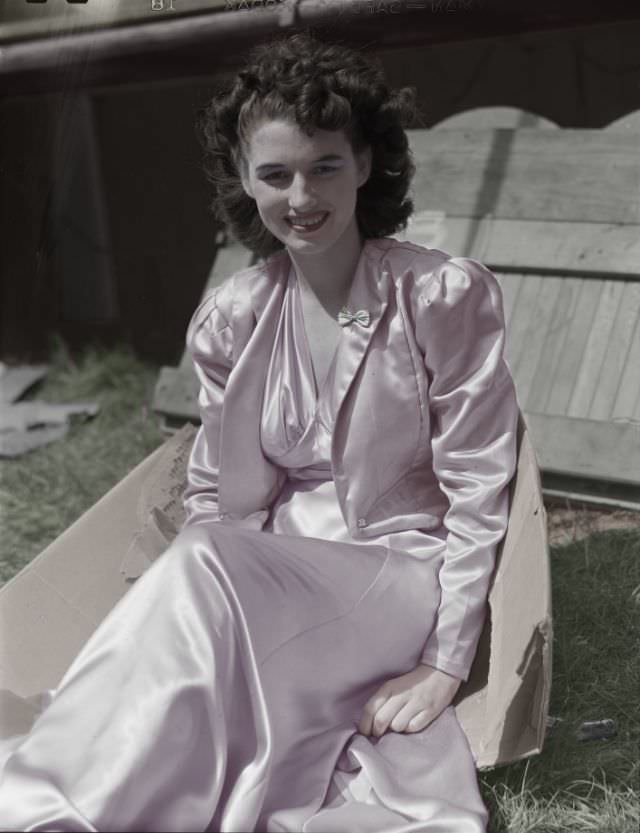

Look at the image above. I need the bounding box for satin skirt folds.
[0,522,487,833]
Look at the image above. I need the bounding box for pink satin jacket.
[182,237,520,680]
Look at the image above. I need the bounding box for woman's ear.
[357,146,372,188]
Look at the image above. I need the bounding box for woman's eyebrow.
[312,154,344,164]
[255,154,344,174]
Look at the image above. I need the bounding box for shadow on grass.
[481,527,640,832]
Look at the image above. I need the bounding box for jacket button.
[357,518,367,528]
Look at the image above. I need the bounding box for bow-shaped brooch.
[337,307,370,327]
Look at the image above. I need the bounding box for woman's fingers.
[359,664,461,737]
[358,690,390,736]
[361,693,443,737]
[389,699,431,733]
[359,688,411,737]
[406,708,434,733]
[369,697,439,736]
[369,695,408,737]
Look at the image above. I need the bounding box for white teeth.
[287,213,326,227]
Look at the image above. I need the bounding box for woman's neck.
[288,223,364,318]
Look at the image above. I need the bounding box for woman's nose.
[288,174,317,210]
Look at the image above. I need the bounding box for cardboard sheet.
[0,364,99,457]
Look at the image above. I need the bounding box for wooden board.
[501,276,640,428]
[152,241,255,424]
[506,275,563,410]
[568,280,625,418]
[0,0,232,42]
[526,413,640,486]
[433,107,559,130]
[593,282,640,421]
[613,307,640,422]
[518,276,581,416]
[407,129,640,224]
[399,215,640,277]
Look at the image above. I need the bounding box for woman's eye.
[262,171,288,183]
[260,165,339,183]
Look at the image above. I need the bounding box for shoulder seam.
[188,286,231,344]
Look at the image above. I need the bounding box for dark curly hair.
[195,32,419,258]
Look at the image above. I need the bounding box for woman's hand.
[358,663,462,737]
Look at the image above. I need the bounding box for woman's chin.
[283,235,331,256]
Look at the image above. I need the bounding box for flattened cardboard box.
[0,413,552,769]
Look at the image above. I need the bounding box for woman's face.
[239,119,371,259]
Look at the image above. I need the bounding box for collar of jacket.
[217,238,392,529]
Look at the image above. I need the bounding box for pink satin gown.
[0,271,488,832]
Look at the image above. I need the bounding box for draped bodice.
[260,269,337,481]
[259,269,448,558]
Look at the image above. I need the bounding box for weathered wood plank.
[0,0,231,44]
[502,274,543,380]
[632,339,640,420]
[614,316,640,421]
[407,129,640,224]
[545,279,600,416]
[634,391,640,422]
[494,273,523,327]
[177,242,255,371]
[433,107,559,130]
[590,281,640,421]
[153,242,255,420]
[152,366,200,424]
[514,277,564,412]
[568,281,625,418]
[399,215,640,276]
[605,109,640,131]
[525,277,582,415]
[526,412,640,485]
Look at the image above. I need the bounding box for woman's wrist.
[419,658,467,683]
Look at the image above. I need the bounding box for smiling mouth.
[285,212,329,233]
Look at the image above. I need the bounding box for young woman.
[0,32,519,832]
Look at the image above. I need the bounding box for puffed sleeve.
[180,287,234,529]
[415,256,519,681]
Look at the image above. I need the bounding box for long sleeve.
[181,287,234,529]
[415,256,519,681]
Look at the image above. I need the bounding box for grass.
[1,337,639,832]
[0,335,165,583]
[480,525,640,832]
